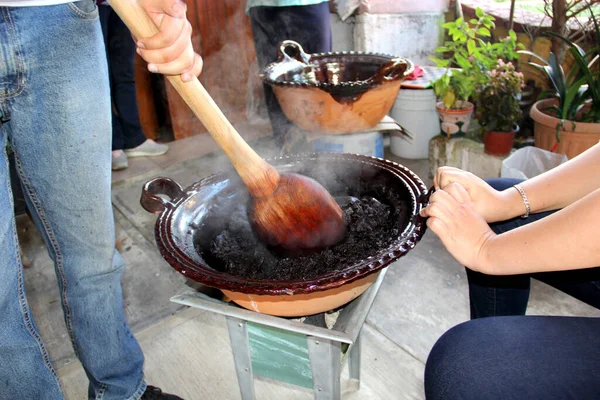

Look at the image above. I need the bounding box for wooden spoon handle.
[109,0,279,198]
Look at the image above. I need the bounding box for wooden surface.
[134,54,161,140]
[168,0,257,139]
[130,0,257,141]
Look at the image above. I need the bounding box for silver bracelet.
[513,184,530,219]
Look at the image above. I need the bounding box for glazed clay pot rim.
[436,101,475,114]
[530,98,599,132]
[482,124,520,134]
[151,153,429,296]
[260,41,414,91]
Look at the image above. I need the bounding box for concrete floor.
[18,131,599,400]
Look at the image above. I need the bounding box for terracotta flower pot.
[436,101,474,137]
[530,99,600,159]
[483,128,517,157]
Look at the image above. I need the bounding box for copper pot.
[141,153,429,317]
[261,41,414,134]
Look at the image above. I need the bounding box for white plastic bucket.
[390,88,439,159]
[312,131,384,158]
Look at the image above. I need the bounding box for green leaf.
[483,19,495,29]
[509,30,517,41]
[476,7,484,18]
[470,19,478,25]
[455,31,467,42]
[429,56,450,68]
[443,90,456,109]
[477,27,491,36]
[467,39,476,55]
[455,54,472,69]
[518,50,550,66]
[442,22,455,29]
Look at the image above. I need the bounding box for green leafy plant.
[519,6,600,140]
[431,7,524,109]
[475,60,525,133]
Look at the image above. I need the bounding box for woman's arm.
[519,142,600,213]
[421,183,600,275]
[481,187,600,275]
[434,142,600,222]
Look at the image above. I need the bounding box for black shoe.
[141,385,184,400]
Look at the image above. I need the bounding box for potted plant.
[520,8,600,159]
[431,7,523,137]
[475,59,525,156]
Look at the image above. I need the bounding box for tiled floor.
[18,133,600,400]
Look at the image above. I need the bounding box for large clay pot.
[531,99,600,159]
[140,153,429,317]
[261,41,414,134]
[436,101,474,137]
[483,126,518,157]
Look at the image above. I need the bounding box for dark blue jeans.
[99,5,147,151]
[425,178,600,399]
[249,2,332,143]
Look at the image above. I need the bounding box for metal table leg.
[348,331,361,388]
[226,317,255,400]
[307,336,342,400]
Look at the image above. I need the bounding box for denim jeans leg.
[466,178,557,318]
[425,316,600,399]
[1,3,145,399]
[100,6,146,151]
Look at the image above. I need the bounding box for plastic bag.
[332,0,361,21]
[501,146,568,180]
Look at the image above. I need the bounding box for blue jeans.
[425,316,600,399]
[0,2,145,399]
[99,5,147,151]
[425,178,600,399]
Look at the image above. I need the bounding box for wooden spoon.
[110,0,346,252]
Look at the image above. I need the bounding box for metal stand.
[170,269,387,400]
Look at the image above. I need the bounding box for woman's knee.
[425,318,515,399]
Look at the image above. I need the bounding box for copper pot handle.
[277,40,311,64]
[140,177,185,214]
[371,58,414,85]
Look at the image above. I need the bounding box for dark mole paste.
[193,166,410,281]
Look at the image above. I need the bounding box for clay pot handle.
[277,40,311,64]
[371,58,414,85]
[141,177,185,214]
[417,185,435,212]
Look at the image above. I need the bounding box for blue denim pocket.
[68,0,99,19]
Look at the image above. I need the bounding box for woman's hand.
[420,182,496,272]
[434,167,511,223]
[136,0,203,81]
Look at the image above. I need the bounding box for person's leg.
[425,316,600,399]
[250,2,332,144]
[105,7,146,150]
[0,8,66,399]
[533,267,600,310]
[99,5,126,152]
[466,178,557,318]
[4,3,146,398]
